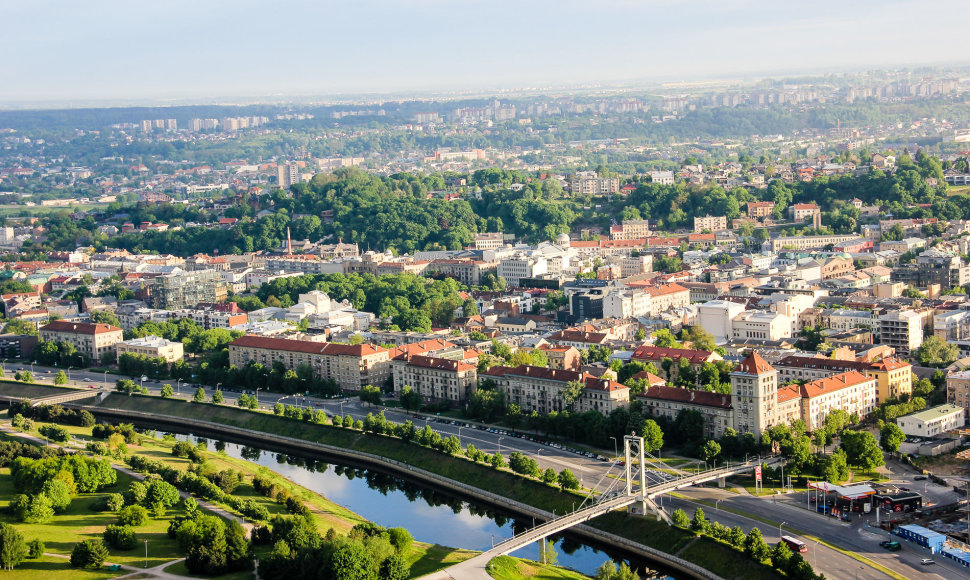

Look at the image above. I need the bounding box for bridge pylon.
[624,434,647,516]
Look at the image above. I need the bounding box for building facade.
[39,321,124,362]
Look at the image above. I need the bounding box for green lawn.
[0,467,185,569]
[0,555,121,579]
[486,555,589,580]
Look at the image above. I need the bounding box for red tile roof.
[230,335,386,357]
[798,371,873,398]
[41,320,122,335]
[639,385,732,409]
[735,352,774,375]
[776,385,801,403]
[407,355,474,373]
[548,330,609,344]
[869,357,911,372]
[631,345,718,365]
[389,339,455,360]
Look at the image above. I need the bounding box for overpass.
[29,388,103,407]
[431,453,784,579]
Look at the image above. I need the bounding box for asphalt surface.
[14,362,970,579]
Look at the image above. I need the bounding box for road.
[13,362,970,579]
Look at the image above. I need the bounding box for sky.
[1,0,965,106]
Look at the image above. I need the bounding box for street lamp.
[610,436,618,459]
[498,436,505,456]
[140,375,146,392]
[458,426,464,446]
[177,378,182,396]
[716,499,723,512]
[144,540,149,568]
[256,387,262,409]
[103,370,108,389]
[778,521,787,541]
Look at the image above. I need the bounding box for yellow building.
[868,358,913,402]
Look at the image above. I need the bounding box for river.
[170,434,676,578]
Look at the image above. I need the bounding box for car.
[920,558,935,565]
[898,487,910,491]
[882,541,901,552]
[914,475,927,481]
[88,384,97,389]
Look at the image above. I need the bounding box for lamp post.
[610,436,618,459]
[498,437,505,456]
[103,370,108,389]
[177,378,182,396]
[458,426,464,446]
[256,387,262,409]
[716,499,723,512]
[144,540,148,568]
[778,521,787,541]
[140,375,146,393]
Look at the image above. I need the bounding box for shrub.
[27,539,44,559]
[70,539,109,569]
[103,525,137,550]
[38,425,70,443]
[118,505,149,527]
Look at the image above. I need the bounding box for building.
[536,345,581,371]
[869,358,913,402]
[730,353,779,437]
[277,162,300,189]
[946,370,970,416]
[610,219,651,241]
[769,234,861,252]
[498,253,547,287]
[643,283,691,315]
[39,320,124,363]
[473,233,505,250]
[747,201,775,219]
[570,171,620,196]
[393,355,477,403]
[484,364,630,415]
[694,215,728,232]
[782,371,878,431]
[879,310,923,357]
[698,300,746,344]
[790,203,821,222]
[228,336,390,391]
[639,387,733,439]
[731,310,792,341]
[934,310,970,341]
[116,335,184,363]
[632,345,722,381]
[151,270,228,310]
[895,404,966,437]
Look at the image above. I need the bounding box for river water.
[172,434,676,578]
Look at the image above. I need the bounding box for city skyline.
[2,0,966,106]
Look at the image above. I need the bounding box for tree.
[840,430,885,473]
[744,527,770,562]
[359,385,383,407]
[641,419,664,453]
[917,335,959,367]
[118,505,149,527]
[70,539,109,569]
[379,554,409,580]
[329,540,374,580]
[880,423,905,454]
[212,390,224,404]
[193,387,206,402]
[671,508,690,528]
[26,539,43,559]
[560,380,585,409]
[0,523,27,570]
[541,468,557,485]
[41,479,72,512]
[53,371,67,385]
[103,525,137,550]
[399,386,423,412]
[15,371,32,383]
[690,507,709,533]
[160,384,174,398]
[701,440,721,464]
[38,425,70,443]
[557,469,580,491]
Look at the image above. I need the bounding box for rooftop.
[897,404,965,423]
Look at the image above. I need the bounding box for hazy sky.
[1,0,964,104]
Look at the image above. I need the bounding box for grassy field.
[12,419,480,578]
[0,555,120,579]
[486,555,589,580]
[0,465,185,569]
[0,381,82,399]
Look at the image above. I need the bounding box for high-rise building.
[151,270,228,310]
[277,163,299,190]
[730,353,778,437]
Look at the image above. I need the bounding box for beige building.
[228,335,390,391]
[731,311,792,341]
[483,364,629,415]
[778,371,878,431]
[394,355,477,403]
[769,234,861,252]
[730,353,779,437]
[116,335,184,362]
[610,219,652,240]
[693,215,728,233]
[39,320,124,363]
[869,358,913,402]
[639,387,733,439]
[473,233,504,250]
[947,370,970,416]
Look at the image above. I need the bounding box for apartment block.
[116,335,184,362]
[151,270,228,310]
[393,355,477,403]
[39,321,124,363]
[228,336,390,391]
[484,364,629,415]
[693,215,728,232]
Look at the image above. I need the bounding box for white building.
[896,404,966,438]
[731,310,792,341]
[698,300,746,344]
[879,310,924,357]
[498,253,548,287]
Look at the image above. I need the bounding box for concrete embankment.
[75,404,716,580]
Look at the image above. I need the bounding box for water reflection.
[169,435,670,578]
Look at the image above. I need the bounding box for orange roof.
[777,385,801,403]
[41,321,121,335]
[799,371,873,398]
[388,339,455,360]
[869,357,910,372]
[736,352,774,375]
[407,355,474,373]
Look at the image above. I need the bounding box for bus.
[781,535,808,553]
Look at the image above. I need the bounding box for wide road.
[14,362,970,579]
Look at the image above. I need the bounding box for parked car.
[914,476,927,481]
[920,558,934,565]
[881,541,901,552]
